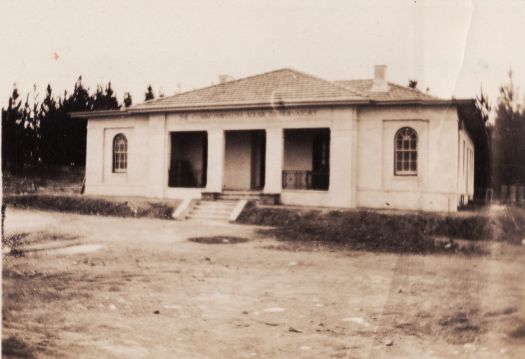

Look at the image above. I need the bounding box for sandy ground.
[2,208,525,359]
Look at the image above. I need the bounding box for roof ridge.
[287,68,367,98]
[386,81,438,98]
[337,78,438,99]
[135,68,370,108]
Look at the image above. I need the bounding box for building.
[73,66,487,212]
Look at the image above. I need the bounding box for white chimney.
[218,74,235,84]
[370,65,389,92]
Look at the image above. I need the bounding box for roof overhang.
[70,98,369,118]
[456,99,489,148]
[70,98,477,118]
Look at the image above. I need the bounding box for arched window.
[394,127,417,176]
[113,134,128,173]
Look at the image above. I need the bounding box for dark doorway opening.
[282,128,330,190]
[169,131,207,188]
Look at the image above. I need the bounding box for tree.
[123,92,132,107]
[408,80,418,89]
[93,82,120,111]
[39,84,64,165]
[493,70,525,187]
[60,76,93,166]
[1,86,23,169]
[145,85,155,101]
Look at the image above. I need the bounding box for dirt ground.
[3,209,525,359]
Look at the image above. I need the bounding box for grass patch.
[2,336,36,359]
[4,194,180,220]
[237,204,525,254]
[3,167,85,195]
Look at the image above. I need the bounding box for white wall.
[458,128,475,204]
[84,104,469,212]
[85,116,150,197]
[356,106,460,212]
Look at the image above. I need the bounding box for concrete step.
[189,209,233,216]
[189,214,231,221]
[194,202,237,209]
[186,200,239,221]
[218,194,262,200]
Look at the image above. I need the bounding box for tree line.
[1,78,159,171]
[492,70,525,188]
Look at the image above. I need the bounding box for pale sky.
[1,0,525,109]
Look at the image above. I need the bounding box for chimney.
[218,74,235,84]
[370,65,389,92]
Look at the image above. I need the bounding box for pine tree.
[39,84,63,165]
[145,85,155,101]
[60,76,93,166]
[493,70,525,187]
[123,92,132,107]
[1,86,23,169]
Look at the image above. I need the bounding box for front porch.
[166,125,355,208]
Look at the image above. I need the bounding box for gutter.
[70,98,475,119]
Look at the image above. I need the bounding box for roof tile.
[132,68,441,111]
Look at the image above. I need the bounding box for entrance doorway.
[223,130,265,190]
[168,131,207,188]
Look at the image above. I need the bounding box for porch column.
[205,129,225,193]
[264,128,283,194]
[146,113,168,198]
[329,127,356,207]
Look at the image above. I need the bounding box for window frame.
[112,133,128,173]
[394,127,418,177]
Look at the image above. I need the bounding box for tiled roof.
[336,79,438,102]
[132,68,367,110]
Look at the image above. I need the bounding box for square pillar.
[146,114,168,198]
[264,128,283,194]
[205,129,225,193]
[329,127,356,207]
[84,122,103,189]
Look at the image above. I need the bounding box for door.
[312,130,329,190]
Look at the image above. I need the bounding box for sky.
[1,0,525,109]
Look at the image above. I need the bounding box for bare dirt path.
[3,209,525,358]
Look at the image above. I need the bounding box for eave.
[70,98,475,119]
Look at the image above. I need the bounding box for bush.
[4,194,179,220]
[238,205,525,254]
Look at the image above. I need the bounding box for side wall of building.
[356,106,460,212]
[457,127,475,205]
[85,114,168,198]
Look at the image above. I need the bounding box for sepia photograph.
[1,0,525,358]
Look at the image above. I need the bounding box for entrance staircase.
[186,200,239,221]
[218,190,263,201]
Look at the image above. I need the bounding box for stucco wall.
[356,106,460,212]
[84,104,469,212]
[85,116,151,197]
[458,128,475,204]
